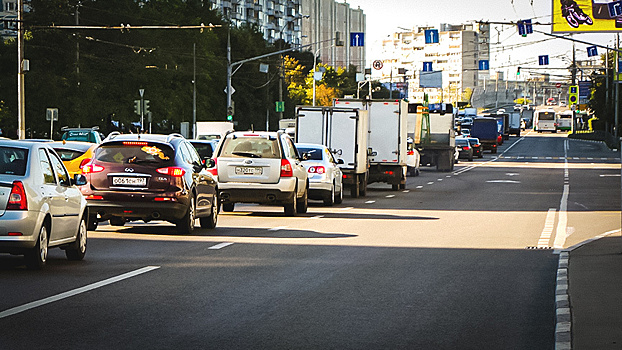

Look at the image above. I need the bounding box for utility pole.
[17,0,25,139]
[192,43,197,139]
[75,1,80,87]
[227,27,233,122]
[616,34,620,140]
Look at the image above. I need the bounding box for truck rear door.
[368,101,400,164]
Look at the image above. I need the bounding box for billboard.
[553,0,622,32]
[419,71,442,88]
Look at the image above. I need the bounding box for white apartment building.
[379,23,490,104]
[0,0,18,39]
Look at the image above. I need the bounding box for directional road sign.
[587,46,598,57]
[424,29,439,44]
[538,55,549,65]
[423,62,433,72]
[478,60,489,70]
[350,32,364,47]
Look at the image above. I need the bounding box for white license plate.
[235,166,262,175]
[112,177,147,186]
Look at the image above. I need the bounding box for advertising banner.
[552,0,622,33]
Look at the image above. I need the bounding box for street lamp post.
[17,0,25,139]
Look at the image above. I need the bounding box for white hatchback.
[295,143,344,206]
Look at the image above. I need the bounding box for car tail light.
[82,164,105,174]
[384,171,394,175]
[79,158,92,169]
[207,158,218,176]
[407,150,414,155]
[308,166,325,174]
[157,167,186,177]
[497,135,502,143]
[280,159,293,177]
[86,195,104,200]
[122,141,148,146]
[463,146,470,151]
[6,181,27,210]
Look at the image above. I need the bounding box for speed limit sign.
[372,60,383,70]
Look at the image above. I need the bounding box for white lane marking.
[386,195,395,198]
[208,242,234,250]
[310,215,324,219]
[402,190,410,193]
[553,140,570,250]
[506,173,520,176]
[0,266,160,319]
[486,180,521,183]
[268,226,288,231]
[538,208,557,248]
[600,174,621,177]
[427,182,434,185]
[416,186,424,189]
[365,200,375,204]
[437,178,443,181]
[341,207,353,211]
[446,175,452,178]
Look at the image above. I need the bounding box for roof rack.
[105,131,121,141]
[166,133,185,143]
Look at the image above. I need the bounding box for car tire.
[296,186,308,214]
[323,184,335,206]
[284,189,297,216]
[66,215,87,261]
[200,195,218,229]
[87,213,98,231]
[26,223,48,270]
[334,183,343,204]
[222,202,235,212]
[176,195,196,234]
[468,155,473,161]
[109,216,125,226]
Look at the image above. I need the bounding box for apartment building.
[0,0,18,39]
[379,23,490,104]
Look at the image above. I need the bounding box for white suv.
[212,131,308,216]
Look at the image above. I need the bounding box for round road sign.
[556,83,561,88]
[372,60,383,70]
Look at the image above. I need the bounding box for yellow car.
[50,141,97,177]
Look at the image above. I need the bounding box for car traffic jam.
[1,100,534,269]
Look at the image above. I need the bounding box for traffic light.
[143,100,150,114]
[226,105,234,121]
[517,67,521,76]
[134,100,141,115]
[568,85,579,106]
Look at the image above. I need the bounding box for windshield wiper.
[232,152,260,158]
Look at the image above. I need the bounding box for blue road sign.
[578,81,590,99]
[609,1,622,17]
[587,45,598,57]
[538,55,549,65]
[424,29,439,44]
[518,19,533,36]
[423,62,433,72]
[478,60,489,70]
[525,19,533,34]
[350,32,364,47]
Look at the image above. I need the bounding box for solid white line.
[0,266,160,319]
[310,215,324,219]
[340,207,353,211]
[600,174,621,177]
[538,208,557,248]
[268,226,288,231]
[208,242,234,250]
[553,142,570,249]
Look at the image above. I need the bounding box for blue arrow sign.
[350,32,364,47]
[538,55,549,66]
[587,45,598,57]
[478,60,489,71]
[423,62,433,72]
[424,29,439,44]
[609,1,622,17]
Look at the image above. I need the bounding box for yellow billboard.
[552,0,622,32]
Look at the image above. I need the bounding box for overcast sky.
[345,0,616,80]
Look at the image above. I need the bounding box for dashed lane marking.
[208,242,234,250]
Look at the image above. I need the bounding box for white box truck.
[195,121,234,140]
[334,99,408,191]
[295,106,369,198]
[409,102,456,172]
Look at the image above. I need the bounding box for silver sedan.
[0,140,88,269]
[296,143,343,206]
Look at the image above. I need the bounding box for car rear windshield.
[220,136,281,159]
[190,142,214,159]
[62,130,97,143]
[94,142,174,165]
[0,146,28,176]
[53,144,91,161]
[456,139,469,146]
[296,147,323,160]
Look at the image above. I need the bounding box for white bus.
[533,109,557,133]
[556,110,573,131]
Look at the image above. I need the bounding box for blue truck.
[471,117,499,154]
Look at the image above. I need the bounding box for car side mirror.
[301,152,310,161]
[204,158,215,168]
[74,174,87,186]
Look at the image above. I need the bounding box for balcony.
[221,0,231,8]
[265,8,274,15]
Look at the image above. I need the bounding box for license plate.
[235,166,262,175]
[112,177,147,186]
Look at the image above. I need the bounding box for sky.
[345,0,617,81]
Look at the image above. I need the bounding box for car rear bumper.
[0,211,41,252]
[86,200,188,221]
[218,178,296,205]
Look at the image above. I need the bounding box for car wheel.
[284,188,297,216]
[176,195,196,234]
[66,215,87,261]
[323,183,335,206]
[335,183,343,204]
[222,202,235,212]
[87,213,98,231]
[26,223,48,270]
[200,195,218,229]
[468,155,473,161]
[109,216,125,226]
[297,186,308,214]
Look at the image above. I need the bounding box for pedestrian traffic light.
[134,100,141,115]
[517,67,521,76]
[568,85,579,106]
[143,100,150,114]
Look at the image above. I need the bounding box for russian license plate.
[112,177,147,186]
[235,166,262,175]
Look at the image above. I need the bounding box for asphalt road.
[1,131,620,349]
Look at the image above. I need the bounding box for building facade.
[0,0,18,39]
[378,23,490,104]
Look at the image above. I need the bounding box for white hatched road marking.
[538,208,557,248]
[0,266,160,319]
[208,242,234,250]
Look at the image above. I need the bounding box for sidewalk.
[568,232,622,349]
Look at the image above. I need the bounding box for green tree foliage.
[588,51,619,132]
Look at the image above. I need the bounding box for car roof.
[0,139,54,151]
[49,141,95,152]
[295,143,326,149]
[103,133,184,145]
